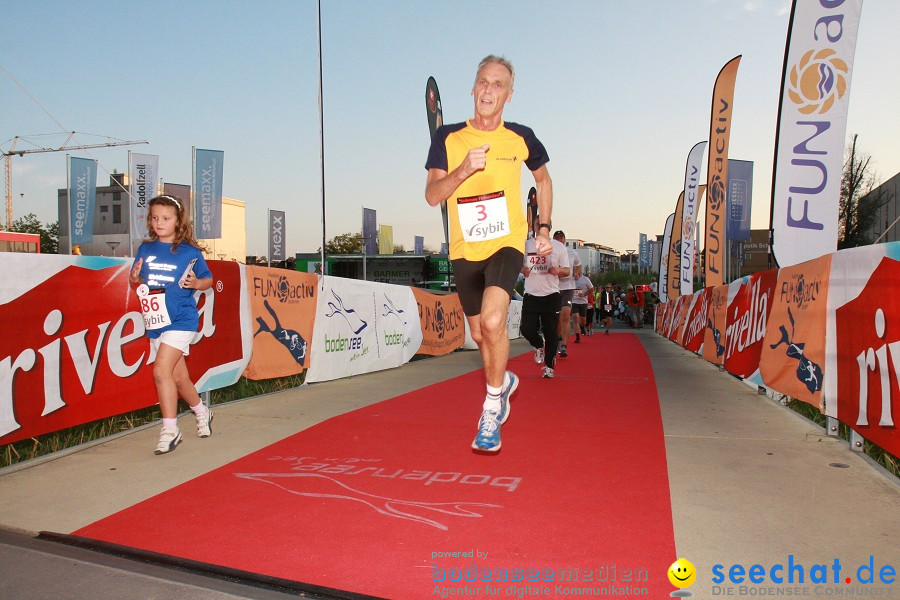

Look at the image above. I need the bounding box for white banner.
[129,153,159,241]
[658,213,675,303]
[304,278,423,383]
[681,142,707,295]
[462,299,523,350]
[771,0,864,267]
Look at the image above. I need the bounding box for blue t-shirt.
[133,240,212,338]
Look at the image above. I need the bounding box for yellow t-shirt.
[426,120,549,261]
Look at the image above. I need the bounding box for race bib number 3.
[137,284,172,330]
[457,191,510,242]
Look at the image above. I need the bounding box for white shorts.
[151,330,196,356]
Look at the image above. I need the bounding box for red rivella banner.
[722,270,778,379]
[834,256,900,457]
[682,288,712,354]
[665,295,689,342]
[0,256,250,445]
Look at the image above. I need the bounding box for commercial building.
[557,237,620,277]
[862,170,900,244]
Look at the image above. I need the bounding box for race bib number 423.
[457,191,510,242]
[136,284,172,330]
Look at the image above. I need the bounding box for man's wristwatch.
[538,223,551,233]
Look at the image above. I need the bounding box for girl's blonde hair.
[146,195,207,252]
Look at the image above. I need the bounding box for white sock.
[483,375,509,413]
[162,418,178,430]
[190,402,208,416]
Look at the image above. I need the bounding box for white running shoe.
[534,346,545,364]
[542,366,555,378]
[155,427,182,455]
[195,409,213,438]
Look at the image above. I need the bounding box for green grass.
[0,373,305,469]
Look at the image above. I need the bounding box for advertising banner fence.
[655,241,900,458]
[304,277,422,383]
[0,255,251,445]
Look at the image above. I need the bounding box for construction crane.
[2,132,148,230]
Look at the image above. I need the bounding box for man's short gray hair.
[477,54,515,88]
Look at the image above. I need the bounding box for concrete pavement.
[0,325,897,599]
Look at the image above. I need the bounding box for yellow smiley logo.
[668,558,697,588]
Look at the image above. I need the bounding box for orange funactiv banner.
[243,266,318,380]
[760,255,830,409]
[701,284,729,365]
[411,288,466,356]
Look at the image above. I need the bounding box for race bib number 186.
[137,284,172,330]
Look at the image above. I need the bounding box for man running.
[597,283,616,334]
[425,55,553,452]
[553,230,581,357]
[572,272,594,343]
[521,219,569,379]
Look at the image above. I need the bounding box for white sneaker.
[542,366,554,378]
[195,408,213,438]
[155,427,182,455]
[534,346,545,364]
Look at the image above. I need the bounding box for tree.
[323,232,363,254]
[9,213,59,254]
[838,135,891,249]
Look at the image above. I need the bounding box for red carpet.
[75,332,675,598]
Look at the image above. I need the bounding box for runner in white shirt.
[553,230,581,358]
[572,274,594,344]
[521,226,570,378]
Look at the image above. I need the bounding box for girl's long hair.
[145,195,207,253]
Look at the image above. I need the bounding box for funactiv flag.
[704,55,741,287]
[770,0,863,268]
[668,192,685,301]
[681,142,707,296]
[658,214,675,303]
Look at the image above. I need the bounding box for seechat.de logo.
[787,48,849,115]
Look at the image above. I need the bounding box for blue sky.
[3,0,898,257]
